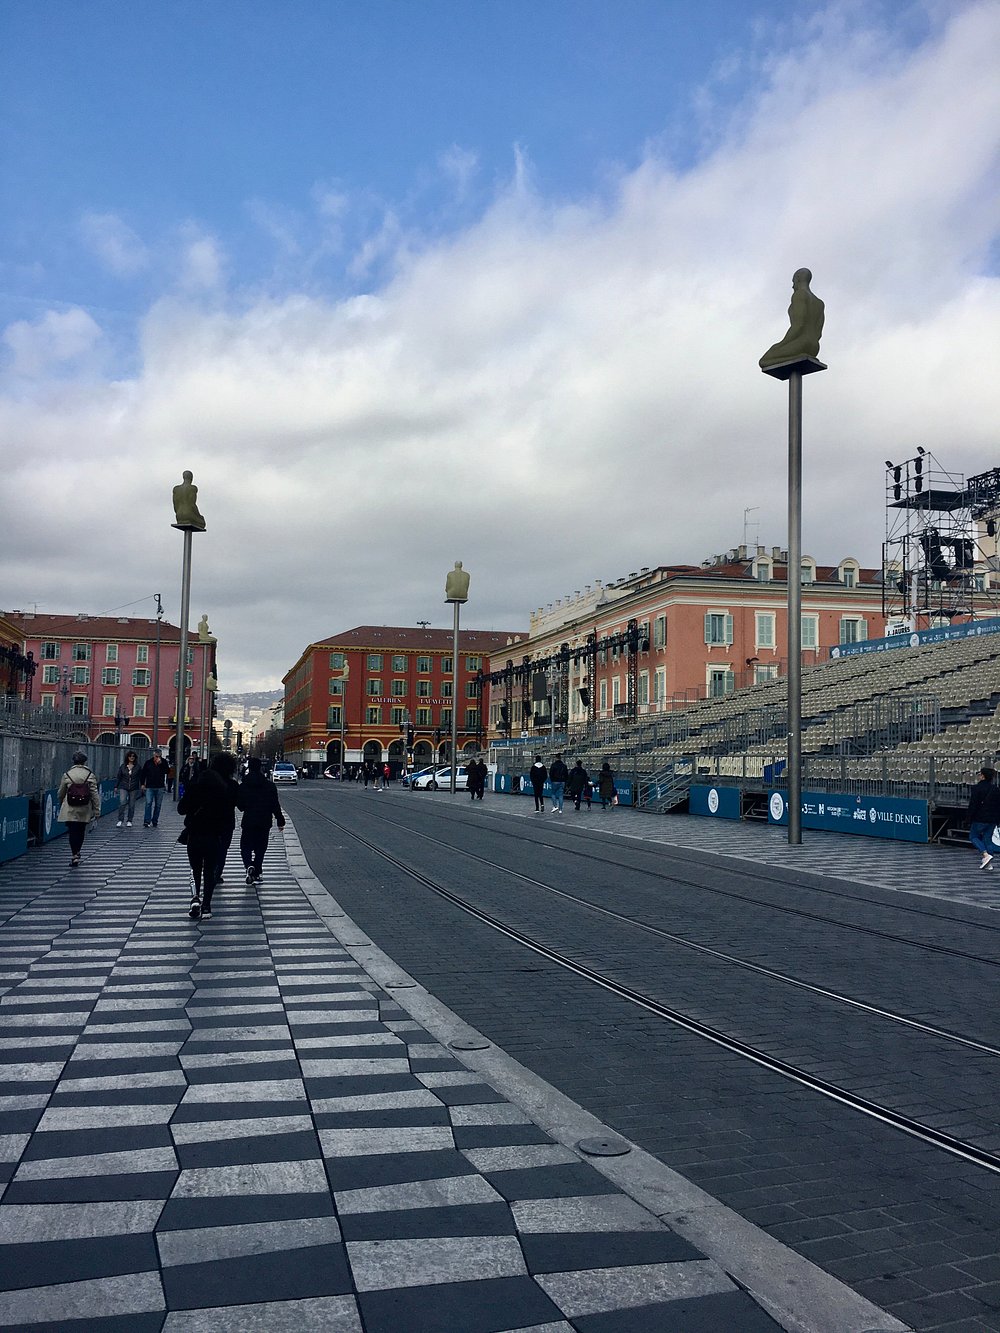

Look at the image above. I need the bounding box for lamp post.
[760,269,827,845]
[152,593,163,754]
[171,471,207,796]
[444,561,470,794]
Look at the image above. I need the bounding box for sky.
[1,0,998,692]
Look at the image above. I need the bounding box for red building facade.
[282,624,522,773]
[4,610,217,757]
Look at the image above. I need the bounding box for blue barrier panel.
[40,787,68,842]
[0,796,30,863]
[517,775,633,805]
[689,784,741,820]
[99,779,121,818]
[768,790,928,842]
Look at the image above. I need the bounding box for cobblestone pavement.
[0,805,833,1332]
[285,784,1000,1333]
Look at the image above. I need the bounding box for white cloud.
[1,1,998,691]
[80,211,149,277]
[2,307,103,377]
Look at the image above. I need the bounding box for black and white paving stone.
[0,814,796,1332]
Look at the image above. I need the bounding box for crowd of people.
[526,754,618,813]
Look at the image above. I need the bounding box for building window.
[654,667,666,702]
[327,706,342,727]
[465,708,478,729]
[638,672,649,706]
[329,677,344,696]
[839,617,867,644]
[441,680,453,698]
[390,707,407,727]
[367,679,382,696]
[600,681,607,712]
[754,663,779,683]
[612,677,621,707]
[391,679,407,697]
[330,652,345,670]
[367,654,382,671]
[173,670,194,688]
[708,667,734,697]
[102,667,121,686]
[132,668,150,686]
[440,657,452,674]
[465,680,479,699]
[106,644,118,662]
[756,561,771,581]
[801,615,819,649]
[466,656,481,671]
[801,562,815,584]
[755,613,775,650]
[417,656,432,673]
[365,706,381,724]
[416,680,432,697]
[653,615,667,649]
[41,694,55,710]
[133,697,147,717]
[137,645,149,663]
[842,567,856,588]
[704,612,733,646]
[72,643,91,661]
[103,696,116,716]
[416,707,432,725]
[71,695,88,716]
[72,665,90,685]
[41,642,59,660]
[392,655,407,673]
[42,665,60,684]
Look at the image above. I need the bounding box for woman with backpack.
[57,750,101,867]
[115,749,142,828]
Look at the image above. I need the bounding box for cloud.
[1,1,998,692]
[2,307,103,377]
[80,211,149,277]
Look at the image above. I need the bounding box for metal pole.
[787,369,803,844]
[152,594,162,754]
[450,601,460,793]
[175,530,192,800]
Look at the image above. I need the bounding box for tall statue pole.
[197,615,217,759]
[171,471,207,797]
[760,269,827,845]
[445,562,471,795]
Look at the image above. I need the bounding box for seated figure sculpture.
[760,269,825,369]
[172,471,206,530]
[445,561,471,603]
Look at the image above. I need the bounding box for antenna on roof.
[417,620,430,629]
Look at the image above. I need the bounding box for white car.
[272,761,298,785]
[411,765,469,791]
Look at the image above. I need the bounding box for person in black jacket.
[529,756,547,813]
[567,759,590,812]
[210,752,241,886]
[140,751,167,827]
[968,766,1000,870]
[239,757,286,885]
[178,761,239,919]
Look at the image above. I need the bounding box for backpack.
[66,771,92,807]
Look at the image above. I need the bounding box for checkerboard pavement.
[0,812,789,1332]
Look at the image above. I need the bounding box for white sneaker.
[116,820,123,828]
[982,853,994,869]
[126,821,132,828]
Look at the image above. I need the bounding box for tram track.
[297,795,1000,1179]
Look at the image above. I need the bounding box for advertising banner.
[0,796,29,863]
[832,617,1000,659]
[39,787,67,842]
[768,790,928,843]
[689,784,741,820]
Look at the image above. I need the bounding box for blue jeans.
[144,788,164,826]
[970,822,995,855]
[550,782,565,811]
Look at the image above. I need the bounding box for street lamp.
[152,593,163,754]
[339,659,350,777]
[171,470,207,797]
[444,561,470,795]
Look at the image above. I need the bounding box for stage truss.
[883,452,1000,626]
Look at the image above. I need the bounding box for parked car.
[401,766,435,788]
[272,761,298,785]
[411,765,470,791]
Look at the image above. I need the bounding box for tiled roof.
[314,625,524,652]
[3,612,184,641]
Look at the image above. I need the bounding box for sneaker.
[143,822,151,828]
[126,821,133,828]
[982,853,994,869]
[116,820,123,828]
[188,897,201,919]
[246,871,255,886]
[201,907,212,919]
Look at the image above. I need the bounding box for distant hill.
[216,689,282,709]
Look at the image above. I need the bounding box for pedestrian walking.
[140,750,167,827]
[57,750,101,868]
[178,758,239,920]
[468,756,488,801]
[549,753,569,814]
[178,754,201,802]
[597,762,617,810]
[567,759,590,812]
[166,761,175,795]
[115,749,142,827]
[529,755,548,813]
[382,762,390,789]
[210,752,241,886]
[238,757,286,885]
[968,766,1000,870]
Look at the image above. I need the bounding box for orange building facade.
[487,546,891,737]
[282,624,523,774]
